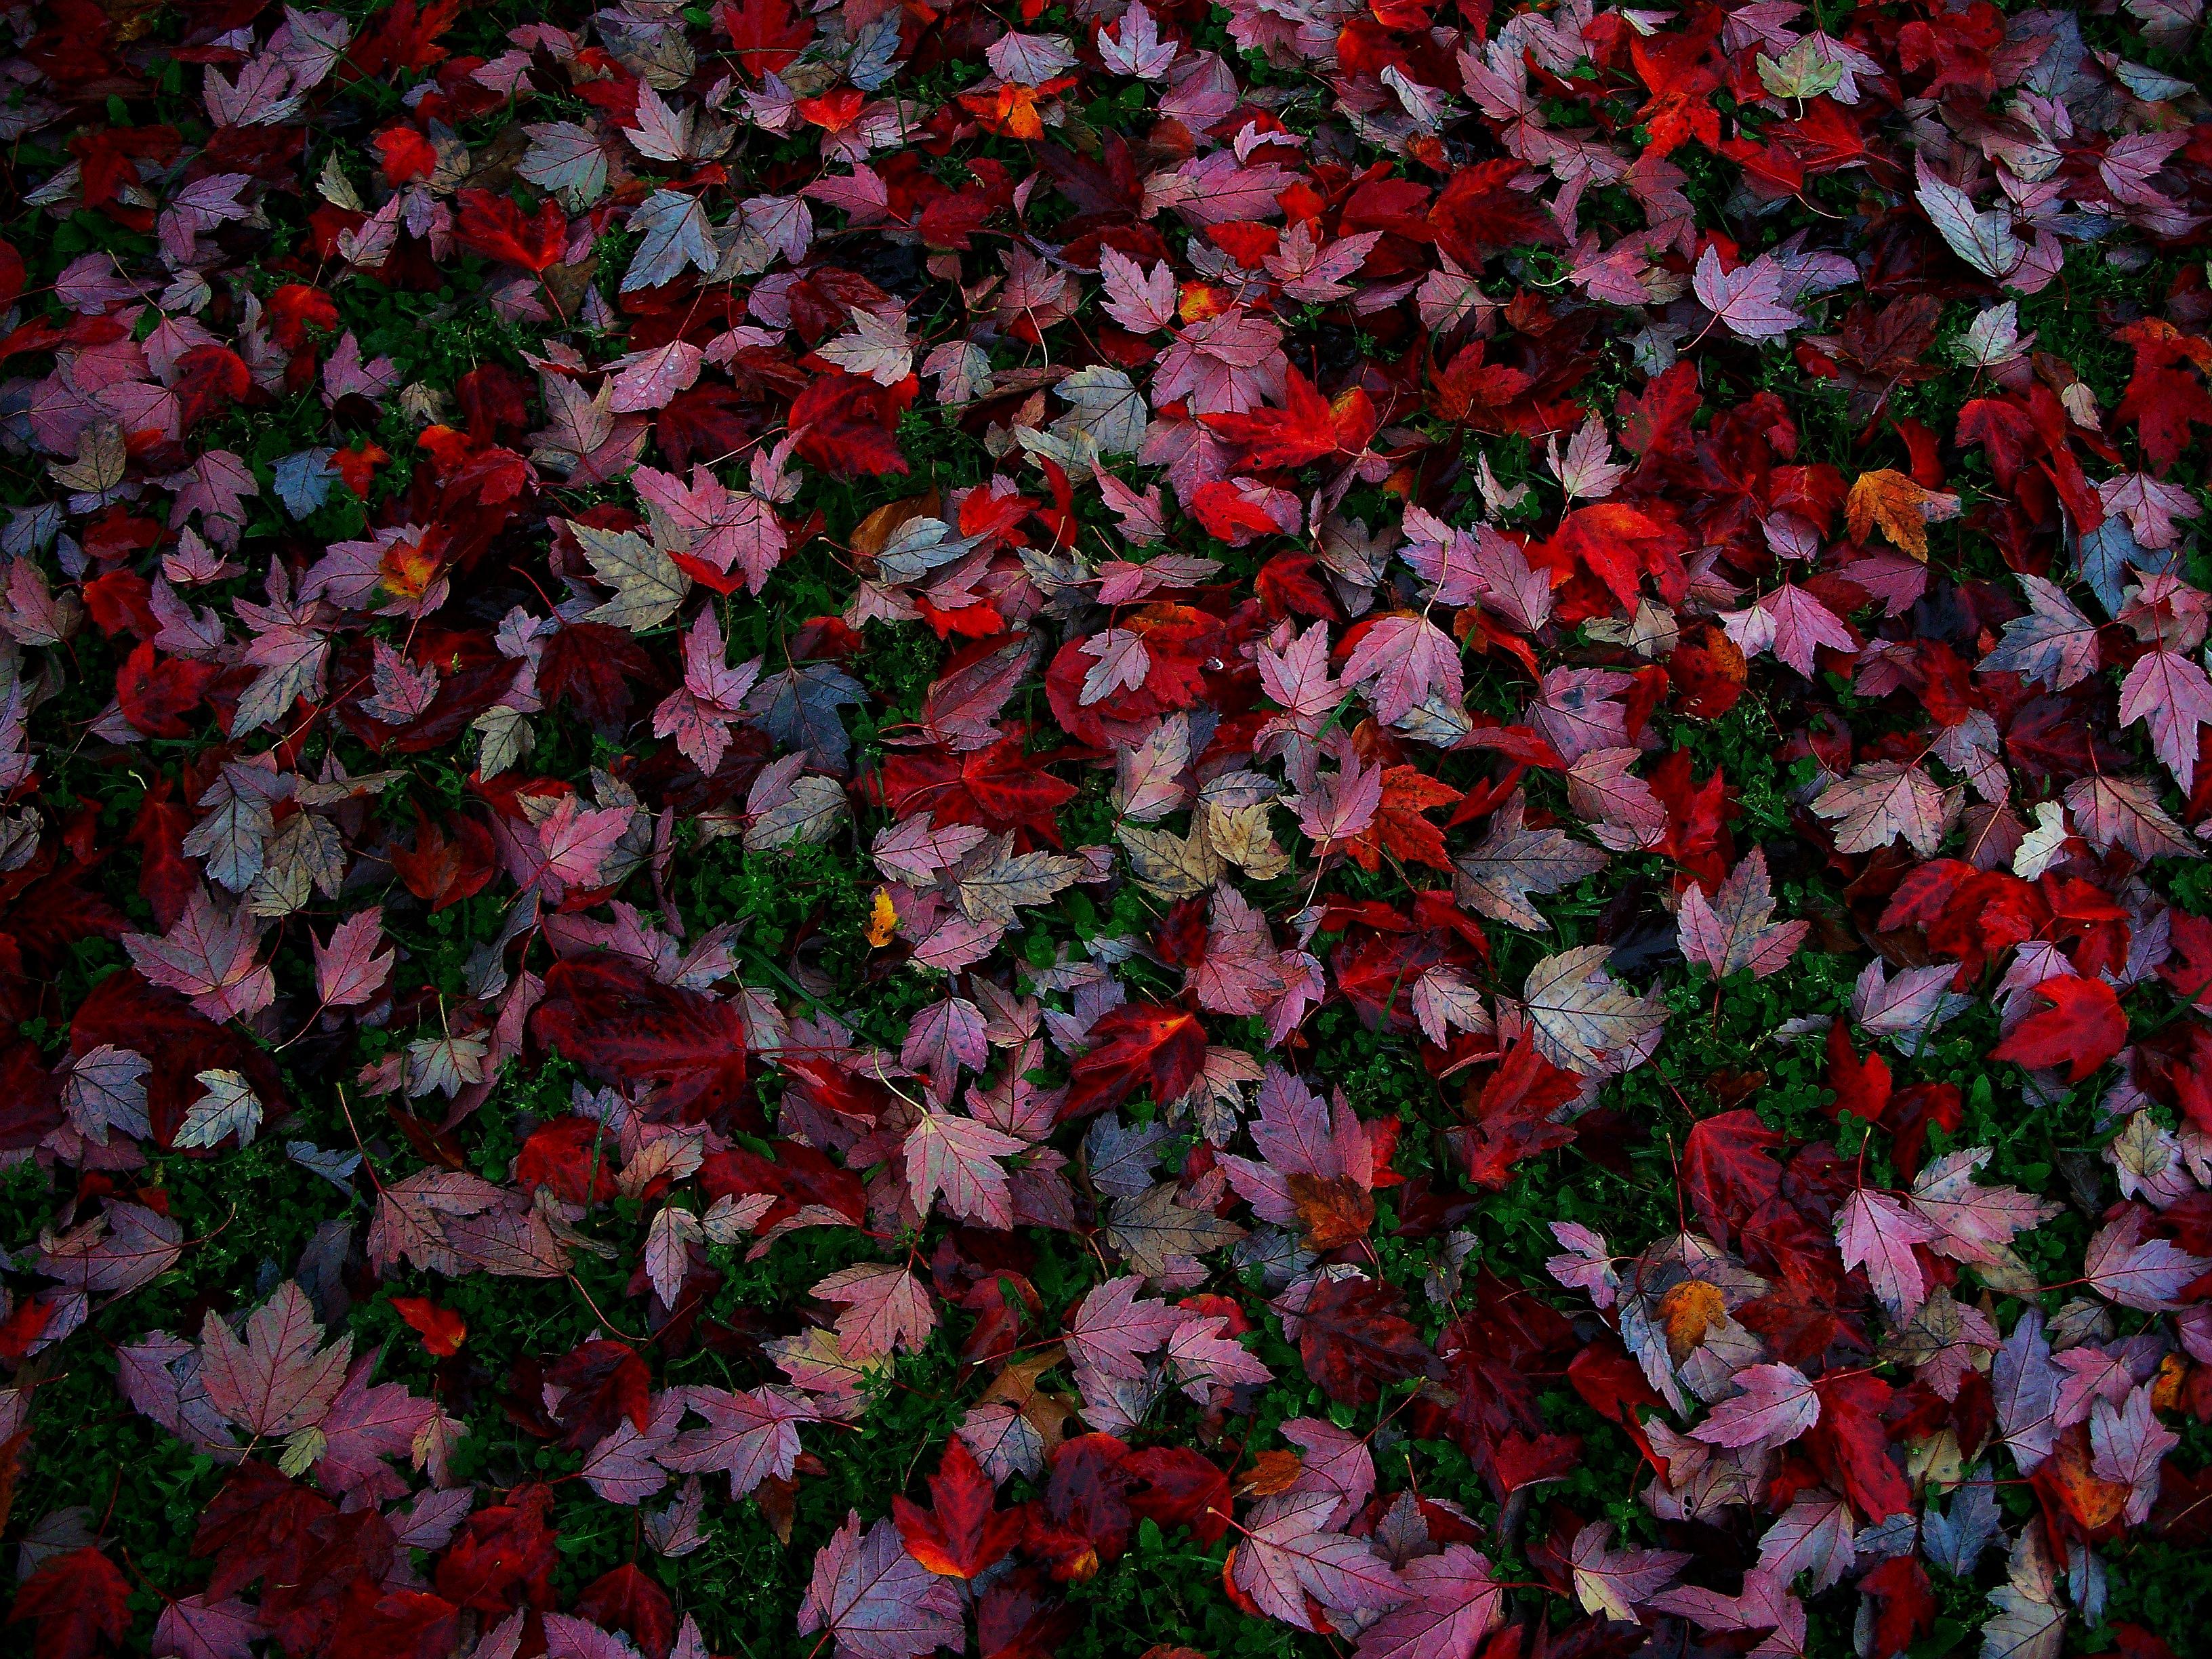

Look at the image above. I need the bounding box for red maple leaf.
[542,1340,653,1448]
[531,956,752,1122]
[1064,1002,1206,1120]
[1343,766,1460,873]
[1430,337,1534,426]
[1807,1372,1910,1521]
[575,1564,677,1659]
[8,1548,130,1659]
[115,641,218,739]
[193,1462,335,1601]
[267,283,340,350]
[514,1115,621,1205]
[1188,479,1287,544]
[389,808,498,912]
[125,777,199,928]
[1455,1033,1584,1189]
[392,1296,467,1357]
[1123,1446,1233,1545]
[1203,367,1378,470]
[871,730,1078,846]
[325,1592,462,1659]
[454,188,568,273]
[1990,975,2128,1082]
[790,369,914,476]
[1681,1108,1785,1250]
[173,344,251,430]
[1295,1273,1429,1406]
[350,0,462,77]
[718,0,812,78]
[434,1484,558,1612]
[2113,322,2212,473]
[1022,1434,1134,1582]
[1861,1555,1938,1659]
[1429,159,1561,266]
[894,1436,1025,1578]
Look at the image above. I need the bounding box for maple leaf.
[1908,1148,2061,1265]
[2090,1387,2178,1526]
[152,1595,262,1659]
[1218,1067,1370,1228]
[1066,1003,1206,1118]
[1914,156,2024,280]
[1065,1277,1185,1380]
[904,1108,1025,1228]
[369,1170,505,1277]
[1813,761,1950,857]
[1351,1544,1501,1659]
[608,341,706,413]
[790,369,914,476]
[1204,368,1376,469]
[1099,246,1178,333]
[893,1436,1024,1578]
[815,1264,937,1360]
[623,190,718,292]
[1231,1488,1405,1630]
[954,839,1084,926]
[1757,1492,1858,1593]
[1837,1187,1937,1319]
[1692,247,1805,342]
[1343,614,1463,727]
[1568,1523,1690,1620]
[1734,583,1857,677]
[636,467,787,596]
[455,188,566,272]
[1981,1530,2065,1659]
[1166,1314,1271,1401]
[2084,1209,2211,1311]
[1982,575,2101,690]
[1851,960,1975,1046]
[313,905,393,1008]
[1990,976,2128,1082]
[1345,767,1460,874]
[1547,417,1629,502]
[122,887,274,1023]
[532,957,750,1119]
[1104,1182,1246,1279]
[798,1511,964,1659]
[571,520,691,632]
[722,0,813,78]
[1647,1565,1807,1654]
[20,1,2212,1644]
[1692,1362,1822,1452]
[1097,0,1177,77]
[1294,1275,1429,1407]
[1454,796,1607,930]
[9,1548,132,1659]
[173,1067,262,1150]
[2117,648,2212,789]
[1054,365,1149,457]
[199,1280,352,1438]
[1677,850,1808,979]
[1521,945,1664,1074]
[392,1297,466,1357]
[1845,468,1961,562]
[661,1385,816,1497]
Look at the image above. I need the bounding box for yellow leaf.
[1655,1278,1727,1363]
[1846,468,1960,562]
[865,888,898,948]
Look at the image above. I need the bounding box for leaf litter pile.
[6,1,2212,1657]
